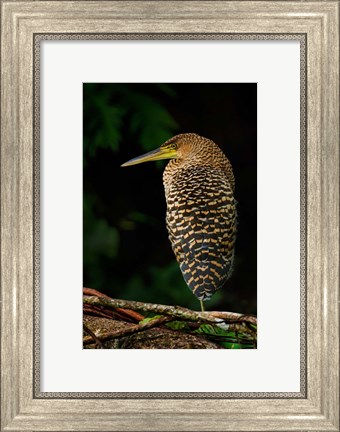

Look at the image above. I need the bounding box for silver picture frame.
[1,1,339,431]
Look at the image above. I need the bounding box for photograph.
[83,83,257,349]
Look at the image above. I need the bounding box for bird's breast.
[163,164,237,300]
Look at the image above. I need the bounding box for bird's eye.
[169,143,177,150]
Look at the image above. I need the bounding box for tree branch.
[83,315,173,346]
[83,295,257,326]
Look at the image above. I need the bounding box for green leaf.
[166,321,191,331]
[139,315,163,325]
[195,324,230,337]
[221,342,242,349]
[194,324,256,349]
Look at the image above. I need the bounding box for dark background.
[83,83,257,313]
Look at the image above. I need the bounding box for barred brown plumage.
[121,133,237,311]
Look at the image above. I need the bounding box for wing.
[165,165,237,300]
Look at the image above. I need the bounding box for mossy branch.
[83,294,257,326]
[83,288,257,349]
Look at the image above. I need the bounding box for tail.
[180,255,234,301]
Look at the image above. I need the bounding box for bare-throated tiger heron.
[121,133,237,311]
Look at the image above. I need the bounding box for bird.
[121,133,237,311]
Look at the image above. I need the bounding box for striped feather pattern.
[164,160,237,301]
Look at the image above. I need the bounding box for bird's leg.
[200,299,205,312]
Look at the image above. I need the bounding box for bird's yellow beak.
[121,146,177,167]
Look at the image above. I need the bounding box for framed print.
[1,1,339,431]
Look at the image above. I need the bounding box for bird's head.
[121,133,209,167]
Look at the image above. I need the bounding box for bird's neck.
[163,152,235,192]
